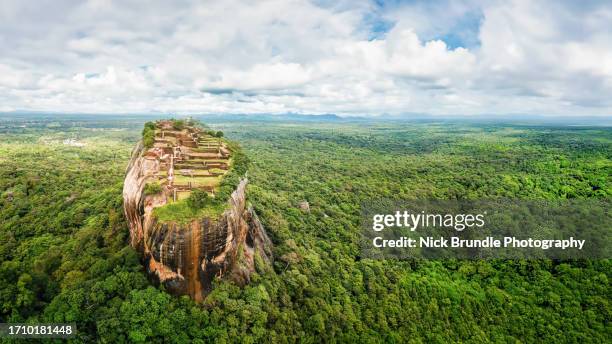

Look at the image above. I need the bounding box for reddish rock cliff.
[123,139,272,301]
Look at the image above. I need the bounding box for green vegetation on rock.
[143,182,162,196]
[152,197,226,224]
[186,189,210,209]
[142,121,156,148]
[171,119,185,130]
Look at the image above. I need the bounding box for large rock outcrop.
[123,139,273,302]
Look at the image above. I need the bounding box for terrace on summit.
[143,119,231,203]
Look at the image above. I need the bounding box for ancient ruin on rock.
[123,119,272,302]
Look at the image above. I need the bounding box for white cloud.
[199,63,312,93]
[0,0,610,116]
[384,28,476,80]
[0,64,36,88]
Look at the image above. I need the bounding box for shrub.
[143,182,162,196]
[172,119,185,130]
[216,144,249,201]
[186,189,209,209]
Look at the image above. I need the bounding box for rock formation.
[123,120,272,301]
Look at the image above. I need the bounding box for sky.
[0,0,611,117]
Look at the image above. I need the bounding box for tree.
[142,133,154,148]
[143,121,156,131]
[172,120,185,130]
[187,189,209,210]
[142,122,156,148]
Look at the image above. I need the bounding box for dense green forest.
[0,116,610,343]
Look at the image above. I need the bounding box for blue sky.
[369,0,483,48]
[0,0,611,116]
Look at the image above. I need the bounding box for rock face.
[123,140,273,302]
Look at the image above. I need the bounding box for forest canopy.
[0,116,609,343]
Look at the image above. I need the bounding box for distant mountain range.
[1,110,610,126]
